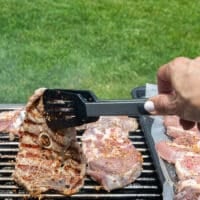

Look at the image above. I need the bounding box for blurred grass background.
[0,0,200,103]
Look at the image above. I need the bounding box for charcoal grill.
[0,104,162,200]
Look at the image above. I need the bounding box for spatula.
[43,89,149,130]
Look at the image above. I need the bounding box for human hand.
[144,57,200,127]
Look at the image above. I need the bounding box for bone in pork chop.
[0,88,86,197]
[82,118,142,191]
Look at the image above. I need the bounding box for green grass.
[0,0,200,103]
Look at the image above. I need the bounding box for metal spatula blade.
[43,89,148,130]
[43,89,99,130]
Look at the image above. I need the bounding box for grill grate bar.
[0,193,161,198]
[0,185,160,190]
[142,155,150,159]
[77,135,145,139]
[0,177,13,181]
[0,148,19,152]
[0,142,18,145]
[0,141,146,146]
[0,152,150,159]
[142,162,153,166]
[0,155,16,159]
[1,134,145,140]
[0,163,154,173]
[0,169,156,176]
[0,162,14,166]
[0,185,18,189]
[0,169,13,173]
[0,177,159,189]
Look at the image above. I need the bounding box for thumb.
[144,94,177,115]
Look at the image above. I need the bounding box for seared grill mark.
[22,123,69,150]
[19,131,38,138]
[26,108,45,124]
[20,143,40,149]
[18,152,40,158]
[17,164,50,172]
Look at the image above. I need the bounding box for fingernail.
[144,101,155,112]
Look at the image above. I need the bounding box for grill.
[0,105,162,200]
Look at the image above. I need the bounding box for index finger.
[157,64,172,94]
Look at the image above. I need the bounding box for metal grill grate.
[0,118,162,200]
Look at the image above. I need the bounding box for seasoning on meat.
[0,88,86,197]
[81,117,142,191]
[163,115,200,139]
[156,115,200,199]
[76,116,139,134]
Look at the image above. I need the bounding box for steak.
[82,118,142,191]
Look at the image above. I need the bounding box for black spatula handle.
[85,98,148,117]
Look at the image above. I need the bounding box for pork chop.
[164,115,200,139]
[0,88,86,197]
[155,141,190,164]
[175,177,200,200]
[77,116,138,134]
[82,125,143,191]
[175,153,200,180]
[157,115,200,199]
